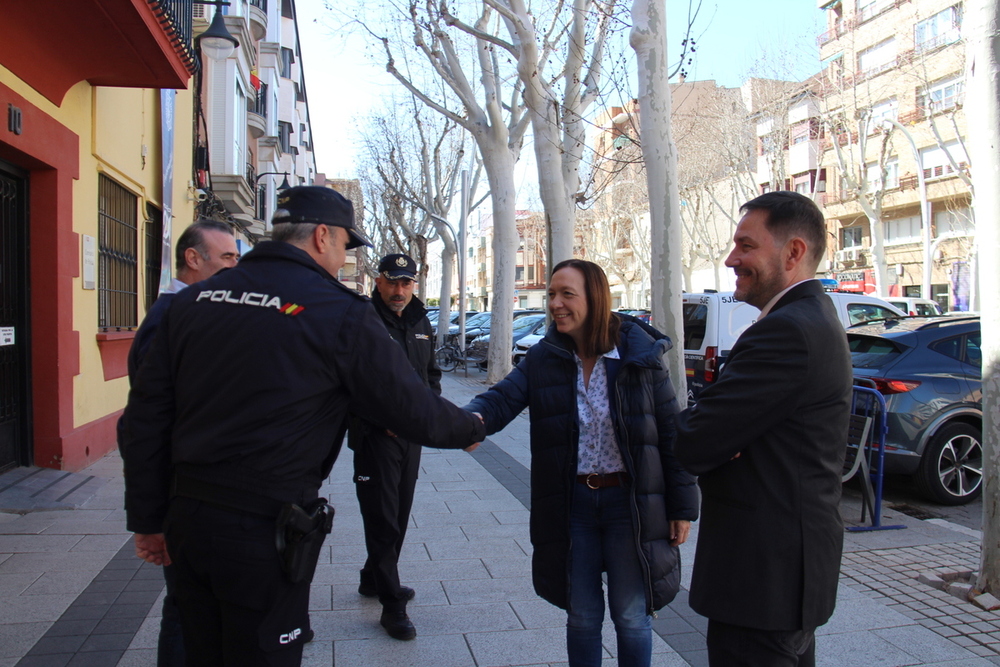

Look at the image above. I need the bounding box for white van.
[682,290,905,402]
[885,297,943,317]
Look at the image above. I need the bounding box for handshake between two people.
[464,410,484,453]
[384,410,483,452]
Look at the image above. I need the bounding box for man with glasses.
[121,187,484,666]
[349,253,439,640]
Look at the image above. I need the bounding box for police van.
[682,290,905,403]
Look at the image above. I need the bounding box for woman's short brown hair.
[550,259,620,358]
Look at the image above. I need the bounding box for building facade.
[195,0,318,243]
[0,0,322,475]
[0,0,198,473]
[816,0,972,309]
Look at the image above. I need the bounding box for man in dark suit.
[674,191,853,666]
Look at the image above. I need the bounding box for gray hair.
[271,221,321,245]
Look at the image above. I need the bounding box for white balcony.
[788,140,819,175]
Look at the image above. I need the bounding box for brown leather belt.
[577,472,631,489]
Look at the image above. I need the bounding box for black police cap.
[272,186,372,249]
[378,254,418,281]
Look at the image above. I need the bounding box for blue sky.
[296,0,827,177]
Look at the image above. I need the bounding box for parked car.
[512,332,544,365]
[446,311,492,342]
[846,316,982,505]
[617,309,651,324]
[682,290,905,403]
[885,297,943,317]
[430,310,478,336]
[468,313,548,367]
[446,309,543,342]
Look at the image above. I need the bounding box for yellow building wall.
[0,76,200,430]
[68,84,197,428]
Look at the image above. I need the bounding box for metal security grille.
[144,204,164,312]
[98,175,139,331]
[0,163,30,472]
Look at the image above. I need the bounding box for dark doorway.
[0,159,31,472]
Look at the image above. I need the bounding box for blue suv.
[847,316,981,505]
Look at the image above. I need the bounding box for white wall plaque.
[0,327,13,346]
[82,234,96,290]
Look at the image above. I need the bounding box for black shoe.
[380,610,416,640]
[358,582,416,602]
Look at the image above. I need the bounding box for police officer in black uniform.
[121,186,485,667]
[350,253,437,640]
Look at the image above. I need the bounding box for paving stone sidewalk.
[0,367,996,666]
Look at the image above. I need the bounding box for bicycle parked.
[435,337,487,372]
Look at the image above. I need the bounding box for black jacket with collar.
[370,289,441,395]
[465,318,699,613]
[122,241,484,535]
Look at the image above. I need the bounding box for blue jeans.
[567,483,652,667]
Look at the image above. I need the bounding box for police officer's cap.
[272,186,372,249]
[378,254,418,281]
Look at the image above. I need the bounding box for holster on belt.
[275,499,334,584]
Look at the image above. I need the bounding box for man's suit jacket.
[674,280,852,631]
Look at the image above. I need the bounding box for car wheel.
[914,423,983,505]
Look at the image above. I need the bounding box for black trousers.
[157,563,185,667]
[353,431,421,611]
[706,619,816,667]
[164,497,313,667]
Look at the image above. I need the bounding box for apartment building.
[195,0,318,243]
[462,210,548,312]
[323,176,366,293]
[816,0,972,309]
[590,79,789,297]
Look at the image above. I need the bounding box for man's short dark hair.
[175,219,234,271]
[740,191,827,265]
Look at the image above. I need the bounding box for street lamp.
[198,1,240,62]
[255,171,291,191]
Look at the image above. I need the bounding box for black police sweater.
[122,241,485,534]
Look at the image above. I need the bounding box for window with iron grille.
[98,174,138,331]
[144,204,163,312]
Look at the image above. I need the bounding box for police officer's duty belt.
[171,473,287,518]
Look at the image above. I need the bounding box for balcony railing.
[915,31,961,54]
[249,0,267,9]
[148,0,197,75]
[256,184,267,221]
[818,19,855,47]
[250,82,268,118]
[816,0,912,48]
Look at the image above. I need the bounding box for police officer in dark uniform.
[121,186,485,667]
[350,253,437,640]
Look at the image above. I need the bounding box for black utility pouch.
[275,499,334,584]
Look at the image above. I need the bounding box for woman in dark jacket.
[466,260,698,667]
